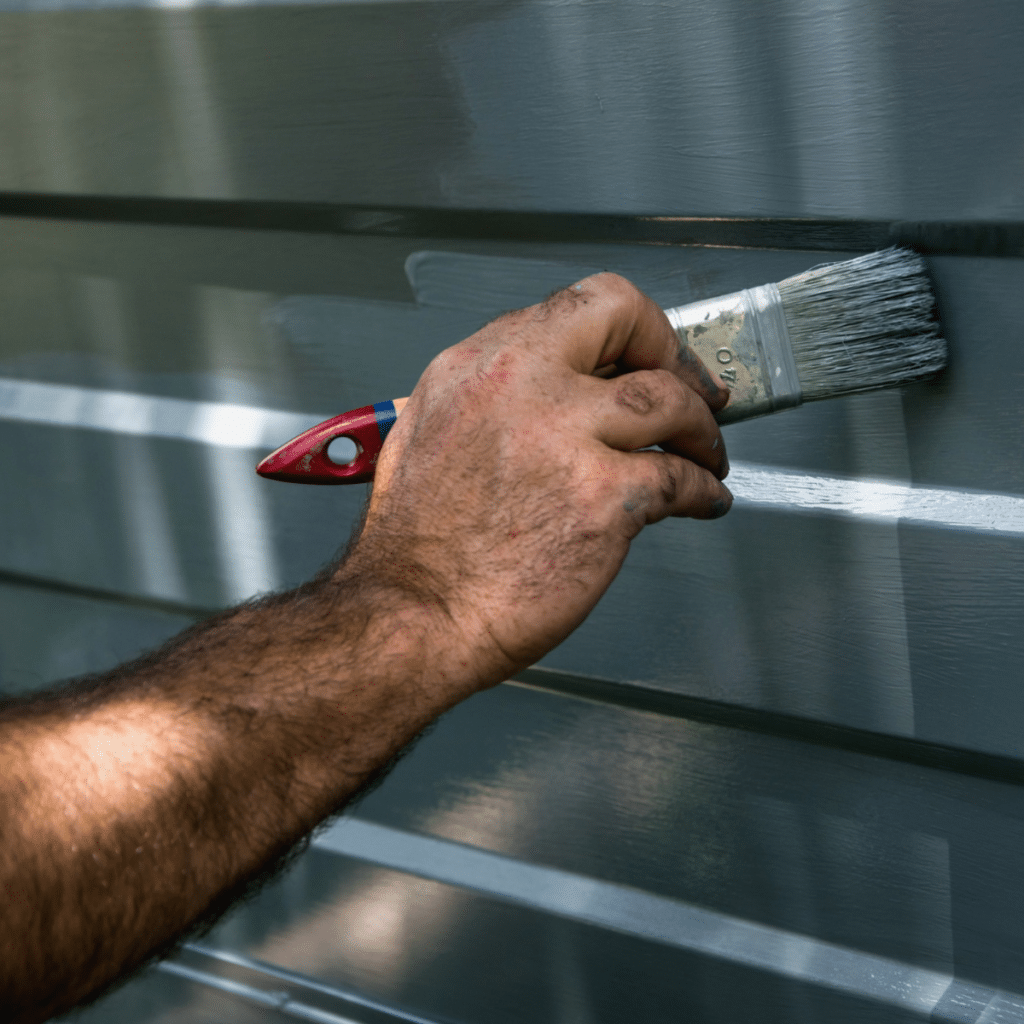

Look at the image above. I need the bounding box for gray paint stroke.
[313,818,1014,1021]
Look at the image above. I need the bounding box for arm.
[0,274,732,1023]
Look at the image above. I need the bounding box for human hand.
[342,273,733,690]
[0,275,733,1023]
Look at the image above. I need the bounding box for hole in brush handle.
[256,405,390,484]
[326,436,360,466]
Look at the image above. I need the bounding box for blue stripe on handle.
[372,400,398,443]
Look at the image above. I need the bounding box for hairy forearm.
[0,564,471,1023]
[0,272,733,1023]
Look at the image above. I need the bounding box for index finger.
[557,273,731,412]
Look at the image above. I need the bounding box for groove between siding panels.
[158,949,438,1024]
[0,195,1022,257]
[511,671,1024,789]
[159,876,1024,1024]
[0,567,212,619]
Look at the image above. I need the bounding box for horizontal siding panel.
[193,858,943,1024]
[0,231,1020,755]
[902,524,1024,757]
[7,410,1024,757]
[69,859,940,1024]
[0,421,356,607]
[0,2,1019,220]
[0,579,194,696]
[65,681,1017,1023]
[1,218,1016,498]
[66,967,297,1024]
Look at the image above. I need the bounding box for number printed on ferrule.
[716,348,734,364]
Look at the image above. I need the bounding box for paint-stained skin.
[525,280,591,323]
[614,375,662,417]
[676,341,725,399]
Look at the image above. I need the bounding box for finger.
[552,273,731,412]
[618,450,734,530]
[674,341,733,413]
[587,369,728,479]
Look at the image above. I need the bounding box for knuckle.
[428,352,455,378]
[532,285,583,322]
[650,366,685,394]
[655,458,681,505]
[613,369,682,417]
[418,355,455,395]
[621,454,732,528]
[614,373,660,416]
[678,344,731,410]
[526,273,638,324]
[634,454,731,521]
[583,271,642,309]
[668,458,715,516]
[427,343,469,376]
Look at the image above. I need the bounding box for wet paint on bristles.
[779,247,947,402]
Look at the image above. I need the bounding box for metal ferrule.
[664,283,802,425]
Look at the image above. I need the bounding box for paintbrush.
[256,248,946,484]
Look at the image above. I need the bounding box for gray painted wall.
[0,0,1020,221]
[0,2,1019,1022]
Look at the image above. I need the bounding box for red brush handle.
[256,399,407,484]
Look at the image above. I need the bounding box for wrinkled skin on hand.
[343,273,733,690]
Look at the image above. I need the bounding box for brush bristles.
[777,248,947,403]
